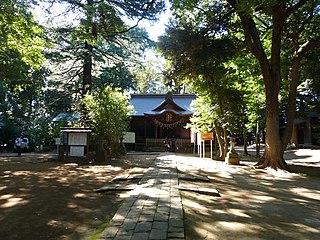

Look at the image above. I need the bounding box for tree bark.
[243,127,249,155]
[256,81,287,169]
[256,3,288,169]
[214,121,227,160]
[255,128,260,157]
[82,42,93,97]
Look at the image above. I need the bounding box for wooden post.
[210,140,213,159]
[202,140,205,158]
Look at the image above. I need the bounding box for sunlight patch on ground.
[288,223,320,233]
[183,198,209,212]
[257,168,303,181]
[79,165,123,173]
[0,196,29,208]
[12,171,30,176]
[67,202,78,209]
[73,193,86,198]
[216,221,256,232]
[252,195,277,202]
[289,187,320,201]
[217,170,234,179]
[227,208,251,218]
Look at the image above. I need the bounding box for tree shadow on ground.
[175,154,320,240]
[0,153,155,240]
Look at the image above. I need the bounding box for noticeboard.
[123,132,135,143]
[201,132,214,140]
[68,132,87,146]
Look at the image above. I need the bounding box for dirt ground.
[0,152,156,240]
[0,149,319,240]
[177,149,320,240]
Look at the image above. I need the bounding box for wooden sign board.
[201,132,214,140]
[123,132,135,143]
[70,146,85,156]
[68,132,87,146]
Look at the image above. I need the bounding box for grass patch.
[90,221,109,240]
[90,201,124,240]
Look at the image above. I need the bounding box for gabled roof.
[130,93,196,116]
[152,92,186,112]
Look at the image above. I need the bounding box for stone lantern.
[225,137,240,165]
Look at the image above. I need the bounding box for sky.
[136,6,171,41]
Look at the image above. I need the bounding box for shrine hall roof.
[130,94,196,116]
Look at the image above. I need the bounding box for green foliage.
[0,1,48,147]
[82,86,133,159]
[0,112,20,148]
[132,56,170,94]
[226,52,266,132]
[0,0,46,86]
[158,11,246,136]
[95,63,135,91]
[28,116,52,148]
[188,95,215,133]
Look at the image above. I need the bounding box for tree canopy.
[0,0,47,147]
[161,0,320,169]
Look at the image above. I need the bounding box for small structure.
[225,138,240,165]
[58,127,91,160]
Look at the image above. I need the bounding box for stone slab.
[94,184,136,192]
[178,173,211,182]
[179,186,221,197]
[112,174,144,181]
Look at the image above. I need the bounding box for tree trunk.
[243,127,249,155]
[256,76,288,170]
[215,122,227,160]
[257,118,287,169]
[82,42,93,97]
[80,42,93,125]
[81,0,96,125]
[95,134,107,163]
[255,120,260,157]
[223,127,228,157]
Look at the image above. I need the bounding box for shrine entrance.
[126,92,196,152]
[143,93,193,151]
[161,128,176,139]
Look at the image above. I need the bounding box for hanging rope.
[153,117,186,129]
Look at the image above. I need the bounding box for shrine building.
[125,92,196,151]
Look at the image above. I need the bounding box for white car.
[14,138,30,151]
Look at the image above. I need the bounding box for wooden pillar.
[305,119,312,144]
[155,124,158,138]
[144,118,147,141]
[291,124,298,147]
[202,140,205,158]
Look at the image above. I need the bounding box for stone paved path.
[98,153,185,240]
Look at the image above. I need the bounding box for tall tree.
[41,0,165,124]
[0,0,46,145]
[170,0,320,169]
[158,18,245,159]
[43,0,165,94]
